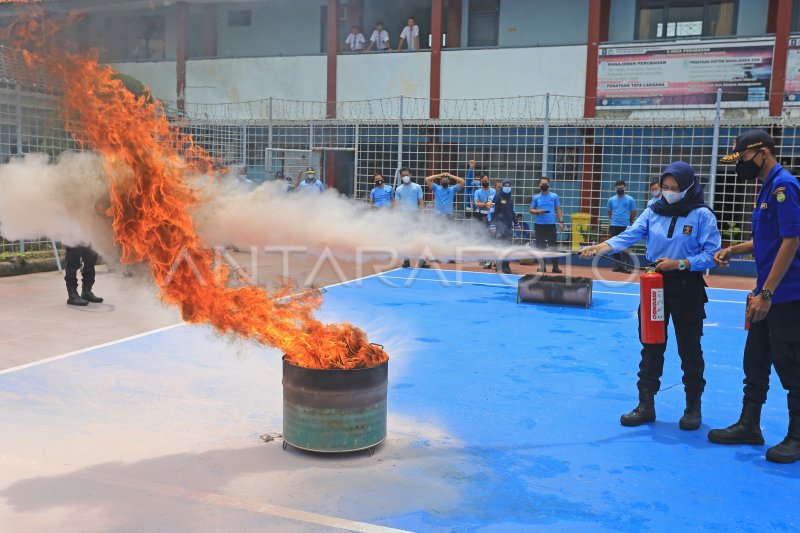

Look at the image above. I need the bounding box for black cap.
[720,129,775,164]
[275,170,284,178]
[305,167,316,175]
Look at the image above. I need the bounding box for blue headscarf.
[650,161,708,218]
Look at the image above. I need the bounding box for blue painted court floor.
[0,268,798,532]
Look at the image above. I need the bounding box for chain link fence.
[1,82,796,258]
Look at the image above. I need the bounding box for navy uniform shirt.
[752,163,800,304]
[606,206,721,271]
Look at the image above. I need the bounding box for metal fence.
[1,87,796,254]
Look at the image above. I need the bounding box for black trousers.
[742,300,800,416]
[64,246,98,291]
[534,224,559,267]
[608,225,630,268]
[636,271,708,395]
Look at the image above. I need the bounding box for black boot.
[707,399,764,445]
[81,284,104,303]
[766,415,800,464]
[67,288,88,306]
[620,391,656,427]
[679,392,702,431]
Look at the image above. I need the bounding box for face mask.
[402,175,411,184]
[616,187,625,195]
[540,184,549,192]
[481,182,489,188]
[441,181,449,188]
[375,181,383,186]
[735,151,765,180]
[650,190,660,198]
[502,186,512,194]
[662,189,688,204]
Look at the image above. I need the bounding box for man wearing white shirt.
[397,17,420,51]
[344,26,365,52]
[366,22,391,52]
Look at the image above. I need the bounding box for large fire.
[5,12,388,370]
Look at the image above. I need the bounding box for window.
[228,9,252,27]
[468,0,500,47]
[636,0,736,40]
[104,14,166,61]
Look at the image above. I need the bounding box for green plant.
[721,221,744,244]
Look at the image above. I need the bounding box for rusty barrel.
[282,357,388,453]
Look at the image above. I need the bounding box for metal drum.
[282,357,388,454]
[517,274,593,308]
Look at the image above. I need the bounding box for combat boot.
[679,392,702,431]
[620,391,656,427]
[81,283,104,303]
[707,399,764,445]
[67,288,88,306]
[766,415,800,464]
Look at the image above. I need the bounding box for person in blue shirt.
[513,214,531,241]
[606,180,638,273]
[368,173,394,208]
[492,179,516,274]
[581,162,721,430]
[708,130,800,464]
[293,167,326,194]
[530,176,564,273]
[473,173,495,225]
[394,167,429,268]
[646,179,662,208]
[425,171,465,217]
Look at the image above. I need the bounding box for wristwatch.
[678,260,687,271]
[759,288,774,302]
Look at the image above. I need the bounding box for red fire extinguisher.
[640,268,665,344]
[745,292,753,330]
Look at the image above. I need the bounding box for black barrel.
[282,357,388,453]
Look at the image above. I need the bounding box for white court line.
[0,323,187,376]
[1,268,404,377]
[1,454,410,533]
[375,275,746,304]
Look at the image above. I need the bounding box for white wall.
[113,62,178,103]
[440,46,587,99]
[185,56,327,104]
[337,52,431,101]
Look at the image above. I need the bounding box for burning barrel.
[282,357,388,453]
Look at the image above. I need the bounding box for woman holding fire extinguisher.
[580,162,721,430]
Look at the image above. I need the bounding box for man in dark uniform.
[709,129,800,464]
[492,179,516,274]
[64,245,104,306]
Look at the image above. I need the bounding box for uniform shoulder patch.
[682,225,693,235]
[777,192,786,203]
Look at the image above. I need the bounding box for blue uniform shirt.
[295,179,326,194]
[531,192,560,225]
[474,188,495,214]
[607,194,637,226]
[647,195,660,208]
[464,167,477,209]
[431,183,462,216]
[606,207,721,271]
[369,185,394,208]
[395,182,423,211]
[752,163,800,304]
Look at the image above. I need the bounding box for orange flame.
[6,12,388,370]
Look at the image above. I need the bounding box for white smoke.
[0,153,561,263]
[0,152,118,261]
